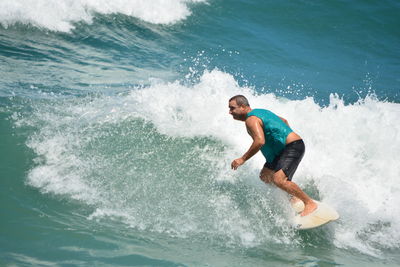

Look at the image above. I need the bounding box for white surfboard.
[291,200,339,230]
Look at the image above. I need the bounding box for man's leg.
[259,167,275,184]
[272,170,317,216]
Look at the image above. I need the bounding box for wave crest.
[0,0,205,32]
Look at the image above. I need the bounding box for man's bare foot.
[290,196,305,213]
[300,200,318,216]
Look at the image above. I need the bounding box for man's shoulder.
[247,108,271,117]
[245,113,263,126]
[251,108,270,112]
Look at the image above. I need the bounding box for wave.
[10,69,400,256]
[0,0,205,32]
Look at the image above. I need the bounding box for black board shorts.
[263,139,305,181]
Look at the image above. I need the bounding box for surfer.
[229,95,317,216]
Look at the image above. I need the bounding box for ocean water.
[1,0,400,266]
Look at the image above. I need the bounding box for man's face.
[229,100,246,121]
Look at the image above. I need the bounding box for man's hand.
[231,157,245,170]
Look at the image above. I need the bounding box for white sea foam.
[17,69,400,255]
[125,69,400,254]
[0,0,205,32]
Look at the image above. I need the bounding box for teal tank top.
[247,109,293,163]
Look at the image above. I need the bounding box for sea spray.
[10,69,400,255]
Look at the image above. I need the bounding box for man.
[229,95,317,216]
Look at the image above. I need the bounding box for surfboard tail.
[292,200,339,230]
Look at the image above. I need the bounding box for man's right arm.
[242,116,265,161]
[231,116,265,170]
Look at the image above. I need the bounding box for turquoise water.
[1,1,400,266]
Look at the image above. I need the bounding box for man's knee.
[260,174,271,184]
[272,170,288,188]
[259,168,273,184]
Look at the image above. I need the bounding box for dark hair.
[229,95,250,107]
